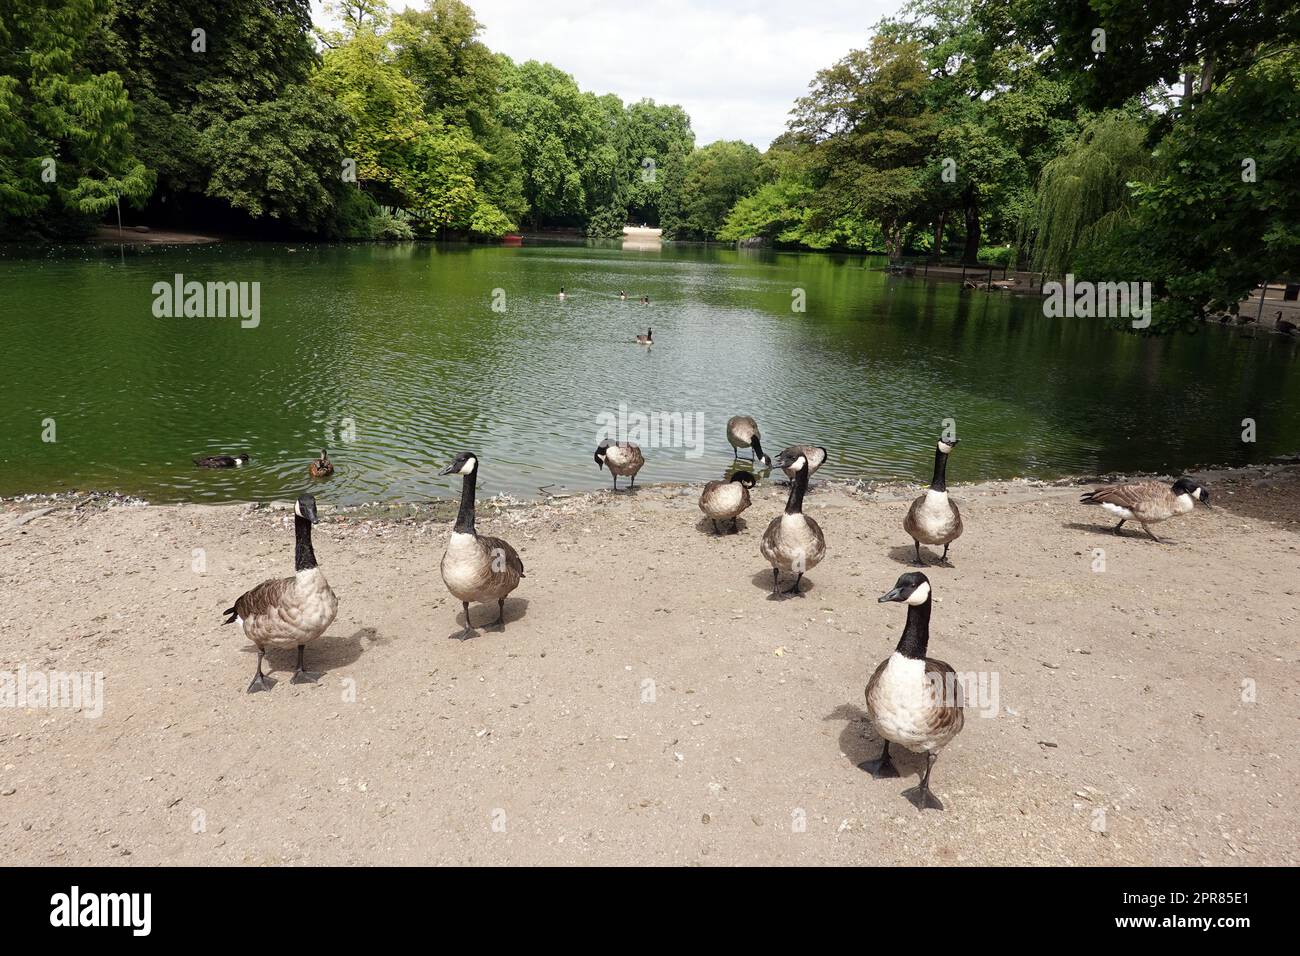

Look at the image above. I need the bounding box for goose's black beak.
[439,463,457,476]
[594,453,605,469]
[878,587,906,603]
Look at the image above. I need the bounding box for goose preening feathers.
[439,452,525,638]
[594,439,644,490]
[636,327,653,344]
[1080,476,1210,541]
[308,448,334,478]
[862,572,964,811]
[903,437,963,564]
[778,444,826,481]
[760,450,825,595]
[699,470,756,534]
[223,493,338,693]
[726,416,772,467]
[195,453,249,468]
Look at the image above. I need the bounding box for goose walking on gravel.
[594,439,644,491]
[223,493,338,693]
[699,470,756,533]
[726,416,772,467]
[439,452,525,638]
[1080,476,1210,542]
[760,450,825,595]
[903,437,963,564]
[862,572,964,811]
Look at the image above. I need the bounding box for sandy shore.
[2,465,1297,865]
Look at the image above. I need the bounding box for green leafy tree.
[662,140,762,240]
[0,0,152,236]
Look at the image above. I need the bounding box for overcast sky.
[312,0,902,148]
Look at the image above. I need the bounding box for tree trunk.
[961,186,980,263]
[933,211,946,258]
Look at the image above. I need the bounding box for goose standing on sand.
[862,572,964,811]
[439,452,525,638]
[308,448,334,478]
[195,453,249,468]
[904,437,963,564]
[761,450,825,595]
[699,470,756,534]
[778,444,826,481]
[594,439,644,491]
[636,328,653,345]
[1080,476,1210,542]
[223,493,338,693]
[726,416,772,467]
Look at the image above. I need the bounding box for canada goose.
[760,450,825,595]
[903,437,963,564]
[222,493,338,693]
[594,439,644,490]
[778,444,826,481]
[438,451,525,638]
[1080,476,1210,542]
[862,572,964,811]
[699,470,756,533]
[636,327,653,344]
[726,416,772,467]
[558,287,566,300]
[308,448,334,478]
[1277,312,1297,335]
[641,295,650,304]
[619,290,627,300]
[195,453,249,468]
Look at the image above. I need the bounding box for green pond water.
[1,240,1297,504]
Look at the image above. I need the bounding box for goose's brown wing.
[478,535,525,579]
[924,657,965,740]
[1081,481,1164,508]
[232,576,295,620]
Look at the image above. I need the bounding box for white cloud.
[311,0,902,147]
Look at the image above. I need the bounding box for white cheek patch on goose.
[1101,502,1134,520]
[905,581,931,606]
[459,458,477,475]
[294,501,303,518]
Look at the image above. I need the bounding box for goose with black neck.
[439,452,526,639]
[903,436,964,564]
[862,572,964,811]
[223,493,338,693]
[760,450,825,595]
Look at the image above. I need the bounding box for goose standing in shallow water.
[699,470,756,533]
[308,448,334,478]
[778,444,826,481]
[439,452,525,638]
[903,437,963,564]
[223,493,337,693]
[862,572,964,811]
[1080,476,1210,542]
[195,453,249,468]
[726,416,772,467]
[594,439,644,490]
[760,450,825,595]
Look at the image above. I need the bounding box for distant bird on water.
[308,448,334,478]
[636,328,653,345]
[558,287,567,300]
[194,453,249,468]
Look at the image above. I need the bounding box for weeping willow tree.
[1016,112,1155,275]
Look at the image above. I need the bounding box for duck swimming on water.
[195,454,249,468]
